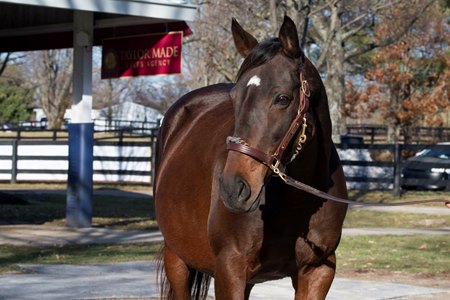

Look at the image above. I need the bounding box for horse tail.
[156,245,212,300]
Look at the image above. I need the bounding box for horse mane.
[236,37,281,81]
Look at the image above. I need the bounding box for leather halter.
[225,68,450,208]
[226,70,311,175]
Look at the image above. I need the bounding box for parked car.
[401,143,450,190]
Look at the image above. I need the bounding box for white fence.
[0,141,154,184]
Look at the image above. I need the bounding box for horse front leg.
[292,253,336,300]
[162,244,191,300]
[209,167,263,300]
[208,204,262,300]
[213,249,249,300]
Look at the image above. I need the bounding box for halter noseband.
[226,70,311,177]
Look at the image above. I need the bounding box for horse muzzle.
[219,152,267,213]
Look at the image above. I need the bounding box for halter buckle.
[266,157,286,180]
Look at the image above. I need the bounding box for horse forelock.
[236,37,281,82]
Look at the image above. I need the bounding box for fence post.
[393,142,401,195]
[151,128,157,186]
[119,130,123,143]
[370,127,375,144]
[11,140,18,184]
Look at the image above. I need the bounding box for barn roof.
[0,0,196,52]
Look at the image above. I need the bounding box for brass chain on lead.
[289,117,308,163]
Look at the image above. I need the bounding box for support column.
[66,11,94,228]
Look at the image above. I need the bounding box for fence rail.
[0,138,157,185]
[346,125,450,144]
[0,127,159,142]
[0,129,448,190]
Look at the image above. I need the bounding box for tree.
[0,81,32,124]
[1,52,26,78]
[133,76,191,114]
[146,1,436,142]
[298,0,437,140]
[345,4,449,142]
[26,50,73,129]
[0,56,34,125]
[0,53,10,77]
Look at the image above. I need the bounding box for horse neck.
[286,135,329,190]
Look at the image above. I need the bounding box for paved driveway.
[0,261,448,300]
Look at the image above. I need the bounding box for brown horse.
[154,16,348,300]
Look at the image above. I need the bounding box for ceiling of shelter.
[0,1,195,52]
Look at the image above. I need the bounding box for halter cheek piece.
[225,69,450,208]
[226,71,311,180]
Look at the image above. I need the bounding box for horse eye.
[273,94,292,107]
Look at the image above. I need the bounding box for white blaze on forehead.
[247,75,261,87]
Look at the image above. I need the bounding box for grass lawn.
[1,235,448,276]
[1,188,449,230]
[1,187,449,276]
[343,209,450,228]
[0,191,157,231]
[0,243,161,274]
[337,235,450,275]
[348,190,450,206]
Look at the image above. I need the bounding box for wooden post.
[151,128,158,186]
[11,140,18,184]
[393,141,401,195]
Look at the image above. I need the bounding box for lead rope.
[271,167,450,207]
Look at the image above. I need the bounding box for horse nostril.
[236,176,251,203]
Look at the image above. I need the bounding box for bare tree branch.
[0,52,10,76]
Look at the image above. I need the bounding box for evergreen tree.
[0,82,32,125]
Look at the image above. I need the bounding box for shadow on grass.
[0,190,155,228]
[0,243,161,273]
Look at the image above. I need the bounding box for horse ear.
[232,18,258,58]
[279,16,301,58]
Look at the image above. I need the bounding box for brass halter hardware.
[289,117,308,163]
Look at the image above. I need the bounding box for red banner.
[101,32,183,79]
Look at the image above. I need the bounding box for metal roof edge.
[0,0,198,21]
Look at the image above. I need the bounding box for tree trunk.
[38,50,73,130]
[324,37,346,142]
[321,0,346,143]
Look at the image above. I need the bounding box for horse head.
[219,16,320,213]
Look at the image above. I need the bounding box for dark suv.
[401,143,450,190]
